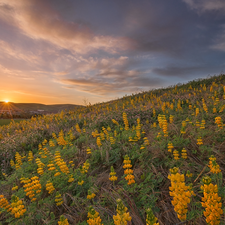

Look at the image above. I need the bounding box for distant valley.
[0,102,84,119]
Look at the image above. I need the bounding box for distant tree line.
[0,112,38,119]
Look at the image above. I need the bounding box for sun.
[4,100,9,103]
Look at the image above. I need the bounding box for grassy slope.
[0,75,225,224]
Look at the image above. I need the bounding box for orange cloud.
[0,0,131,54]
[0,40,40,64]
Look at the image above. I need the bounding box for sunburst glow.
[4,100,9,103]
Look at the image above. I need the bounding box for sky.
[0,0,225,105]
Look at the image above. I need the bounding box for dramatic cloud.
[61,74,162,95]
[153,63,224,79]
[211,25,225,52]
[183,0,225,12]
[0,0,224,104]
[182,0,225,53]
[58,55,162,95]
[0,0,131,54]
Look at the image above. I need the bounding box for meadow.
[0,119,25,127]
[0,74,224,225]
[0,103,82,113]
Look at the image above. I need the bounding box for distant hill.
[0,102,84,113]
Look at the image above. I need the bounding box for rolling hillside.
[0,74,224,225]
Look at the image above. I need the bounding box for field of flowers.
[0,74,225,225]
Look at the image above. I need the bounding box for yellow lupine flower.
[87,190,96,200]
[168,168,193,221]
[12,186,18,191]
[87,147,92,154]
[173,150,179,160]
[58,215,69,225]
[54,172,61,177]
[123,155,135,185]
[146,208,159,225]
[46,181,55,194]
[55,192,63,206]
[96,137,102,147]
[201,177,223,225]
[78,180,84,185]
[208,155,221,174]
[123,112,129,130]
[87,206,103,225]
[113,199,131,225]
[11,196,26,218]
[109,166,118,182]
[0,195,12,212]
[181,148,187,159]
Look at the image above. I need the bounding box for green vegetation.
[0,119,27,126]
[0,74,224,225]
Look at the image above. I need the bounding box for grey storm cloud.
[183,0,225,13]
[153,66,205,77]
[61,71,162,95]
[152,64,225,78]
[128,22,185,56]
